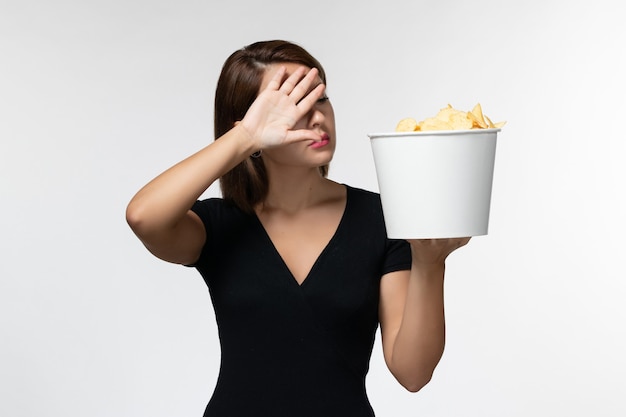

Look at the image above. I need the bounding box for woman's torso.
[190,185,411,416]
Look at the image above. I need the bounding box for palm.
[240,66,326,149]
[407,237,471,265]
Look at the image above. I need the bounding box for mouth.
[309,133,330,149]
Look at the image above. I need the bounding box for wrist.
[230,123,259,155]
[411,260,445,276]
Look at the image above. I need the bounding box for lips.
[309,133,330,149]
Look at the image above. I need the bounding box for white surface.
[1,1,625,417]
[370,130,498,238]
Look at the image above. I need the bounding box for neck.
[260,167,329,213]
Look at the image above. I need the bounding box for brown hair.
[214,40,328,213]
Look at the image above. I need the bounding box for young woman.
[126,40,470,417]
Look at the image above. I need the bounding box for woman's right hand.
[239,66,326,150]
[126,66,326,265]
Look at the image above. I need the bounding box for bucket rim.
[368,128,501,139]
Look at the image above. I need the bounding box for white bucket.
[368,129,500,239]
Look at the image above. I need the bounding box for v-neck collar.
[253,184,350,288]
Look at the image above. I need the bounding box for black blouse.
[190,185,411,417]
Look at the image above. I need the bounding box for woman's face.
[257,62,337,173]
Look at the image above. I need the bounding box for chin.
[313,149,335,167]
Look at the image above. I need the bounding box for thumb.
[283,129,323,144]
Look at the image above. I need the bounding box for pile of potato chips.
[396,103,506,132]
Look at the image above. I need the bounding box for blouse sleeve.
[381,238,412,275]
[184,198,221,267]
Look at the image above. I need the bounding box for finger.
[448,237,470,252]
[288,68,321,103]
[411,238,437,245]
[278,66,308,94]
[265,66,287,91]
[283,129,323,144]
[458,237,471,247]
[295,83,326,113]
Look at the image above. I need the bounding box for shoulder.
[345,184,381,201]
[192,197,244,217]
[345,184,380,198]
[342,184,388,231]
[344,184,384,213]
[191,197,252,234]
[189,197,257,266]
[342,184,412,272]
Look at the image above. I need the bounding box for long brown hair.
[214,40,328,213]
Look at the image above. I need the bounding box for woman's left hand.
[407,237,471,266]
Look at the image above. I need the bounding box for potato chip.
[395,117,419,132]
[469,103,488,128]
[396,103,505,132]
[435,105,473,130]
[420,117,453,131]
[485,114,507,129]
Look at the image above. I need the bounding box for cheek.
[325,106,336,128]
[292,118,308,129]
[263,143,302,161]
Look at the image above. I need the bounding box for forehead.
[259,62,322,91]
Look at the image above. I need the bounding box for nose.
[308,107,325,128]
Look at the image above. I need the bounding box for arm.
[125,126,256,264]
[125,66,326,265]
[379,237,470,392]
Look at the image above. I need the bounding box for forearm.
[126,125,255,235]
[389,261,446,392]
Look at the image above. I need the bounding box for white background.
[2,1,625,416]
